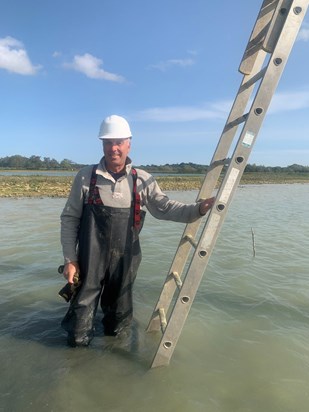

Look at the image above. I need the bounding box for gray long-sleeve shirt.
[61,157,202,263]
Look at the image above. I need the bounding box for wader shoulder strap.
[131,168,141,230]
[88,165,103,205]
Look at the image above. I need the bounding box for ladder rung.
[209,158,230,168]
[171,271,183,289]
[158,308,167,333]
[240,67,267,93]
[183,234,198,248]
[224,114,249,132]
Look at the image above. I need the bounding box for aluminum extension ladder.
[146,0,309,368]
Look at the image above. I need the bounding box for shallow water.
[1,184,309,412]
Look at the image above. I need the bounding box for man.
[60,114,215,347]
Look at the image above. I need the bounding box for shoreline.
[1,174,309,198]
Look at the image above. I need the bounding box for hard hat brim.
[98,134,132,140]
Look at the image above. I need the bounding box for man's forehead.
[103,138,130,144]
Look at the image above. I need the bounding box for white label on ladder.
[219,167,240,204]
[200,213,221,250]
[242,130,255,148]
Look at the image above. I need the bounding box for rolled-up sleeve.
[60,169,89,263]
[138,171,201,223]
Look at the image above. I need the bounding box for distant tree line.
[244,163,309,173]
[0,155,308,174]
[0,155,85,170]
[139,162,309,174]
[139,162,209,174]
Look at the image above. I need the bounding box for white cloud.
[297,25,309,41]
[0,36,41,75]
[269,89,309,113]
[64,53,125,82]
[132,88,309,122]
[133,102,228,122]
[187,49,198,56]
[150,58,195,72]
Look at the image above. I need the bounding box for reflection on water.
[1,184,309,412]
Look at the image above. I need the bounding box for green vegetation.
[0,176,73,197]
[0,155,84,170]
[1,172,309,198]
[1,155,309,175]
[1,155,309,198]
[139,162,309,175]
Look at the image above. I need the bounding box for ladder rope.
[158,308,167,333]
[171,272,182,289]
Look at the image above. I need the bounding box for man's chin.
[106,157,124,170]
[107,156,120,163]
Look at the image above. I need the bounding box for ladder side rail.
[150,1,308,367]
[263,0,293,52]
[202,49,268,189]
[151,122,260,366]
[146,49,268,333]
[239,0,279,74]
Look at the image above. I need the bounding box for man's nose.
[111,142,120,150]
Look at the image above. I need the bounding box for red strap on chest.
[131,168,141,230]
[88,165,103,205]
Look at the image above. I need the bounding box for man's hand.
[63,261,80,284]
[199,196,215,215]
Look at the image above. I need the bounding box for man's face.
[103,138,131,172]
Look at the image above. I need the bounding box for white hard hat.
[98,115,132,140]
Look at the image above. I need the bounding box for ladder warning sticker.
[200,213,221,250]
[219,167,240,204]
[242,130,255,148]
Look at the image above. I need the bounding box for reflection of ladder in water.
[146,0,309,368]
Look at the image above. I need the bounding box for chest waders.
[61,166,144,347]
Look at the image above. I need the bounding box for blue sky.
[0,0,308,167]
